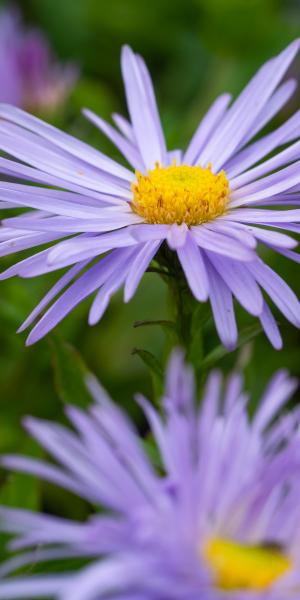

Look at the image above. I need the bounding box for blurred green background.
[0,0,299,522]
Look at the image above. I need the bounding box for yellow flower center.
[131,164,229,226]
[203,538,292,591]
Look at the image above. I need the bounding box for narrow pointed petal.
[206,259,238,349]
[259,302,283,350]
[248,260,300,327]
[177,234,209,301]
[124,240,161,302]
[121,46,167,169]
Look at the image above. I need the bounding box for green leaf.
[0,438,42,511]
[201,323,263,370]
[134,319,177,343]
[51,336,91,408]
[132,348,163,378]
[132,348,163,399]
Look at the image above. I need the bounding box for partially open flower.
[0,7,77,113]
[0,352,298,599]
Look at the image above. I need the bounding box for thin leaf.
[132,348,163,399]
[51,336,91,408]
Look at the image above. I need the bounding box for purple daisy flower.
[0,7,77,113]
[0,352,298,598]
[0,41,300,348]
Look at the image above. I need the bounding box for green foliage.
[132,348,164,400]
[51,337,92,409]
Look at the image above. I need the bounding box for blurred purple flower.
[0,7,77,113]
[0,42,300,347]
[0,352,298,599]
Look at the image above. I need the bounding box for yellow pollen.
[131,163,229,226]
[203,538,292,591]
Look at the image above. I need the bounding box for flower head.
[0,352,298,599]
[0,42,300,347]
[0,7,77,113]
[131,163,230,225]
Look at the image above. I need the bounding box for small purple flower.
[0,7,77,112]
[0,352,298,599]
[0,42,300,347]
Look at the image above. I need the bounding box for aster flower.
[0,351,299,598]
[0,42,300,348]
[0,7,77,113]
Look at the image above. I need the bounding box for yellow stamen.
[203,538,292,591]
[131,163,229,226]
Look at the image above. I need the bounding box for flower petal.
[191,225,256,261]
[206,260,238,349]
[199,39,300,169]
[26,249,136,344]
[124,240,161,302]
[208,253,264,316]
[121,46,167,169]
[0,103,133,182]
[177,233,209,301]
[259,302,283,350]
[166,223,188,249]
[83,109,144,171]
[248,259,300,327]
[183,93,231,165]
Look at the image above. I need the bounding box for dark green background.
[0,0,299,523]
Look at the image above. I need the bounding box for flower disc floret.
[131,163,230,225]
[204,537,292,591]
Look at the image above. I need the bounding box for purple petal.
[0,575,70,598]
[230,139,300,193]
[0,230,63,257]
[18,260,90,333]
[231,160,300,205]
[177,233,209,301]
[222,208,300,225]
[248,259,300,327]
[166,223,188,249]
[274,247,300,263]
[89,257,134,325]
[0,184,125,218]
[83,109,144,171]
[0,103,134,182]
[47,229,136,267]
[121,46,167,169]
[26,249,135,344]
[259,302,283,350]
[0,156,124,203]
[254,371,298,431]
[198,39,300,169]
[112,113,135,143]
[246,226,297,249]
[191,225,256,261]
[226,109,300,178]
[2,213,143,233]
[240,78,297,147]
[208,253,263,316]
[206,221,256,249]
[124,240,161,302]
[130,224,169,242]
[183,93,231,165]
[0,128,132,198]
[206,259,238,349]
